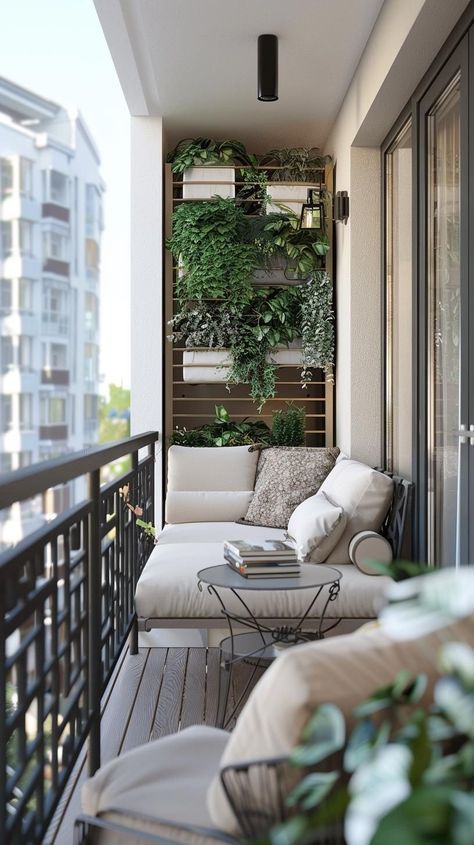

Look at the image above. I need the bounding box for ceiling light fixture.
[258,34,278,102]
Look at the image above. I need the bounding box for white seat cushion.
[319,460,394,563]
[82,725,229,829]
[165,446,259,523]
[135,542,390,620]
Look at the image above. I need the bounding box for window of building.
[19,335,33,370]
[1,336,14,372]
[0,279,12,312]
[1,395,12,432]
[85,238,100,270]
[19,278,33,312]
[19,394,32,430]
[19,158,33,199]
[84,393,98,421]
[49,170,68,206]
[0,158,14,198]
[0,453,12,473]
[18,450,32,468]
[84,343,99,382]
[43,229,68,261]
[1,221,13,258]
[40,395,66,425]
[85,292,99,334]
[19,220,33,256]
[43,342,67,369]
[42,283,68,326]
[384,119,413,479]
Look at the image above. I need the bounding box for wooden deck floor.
[47,646,264,845]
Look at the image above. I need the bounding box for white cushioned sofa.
[133,446,412,646]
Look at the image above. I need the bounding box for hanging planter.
[183,166,235,200]
[266,184,308,217]
[182,341,303,384]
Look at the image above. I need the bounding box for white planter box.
[182,343,303,383]
[266,184,308,217]
[183,167,235,200]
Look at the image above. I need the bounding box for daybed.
[132,446,412,650]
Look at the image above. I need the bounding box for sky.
[0,0,131,388]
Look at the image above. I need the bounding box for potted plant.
[167,137,254,200]
[260,147,331,216]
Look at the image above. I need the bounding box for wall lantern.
[335,190,350,223]
[300,188,325,230]
[258,35,278,102]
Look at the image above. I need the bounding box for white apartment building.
[0,77,104,547]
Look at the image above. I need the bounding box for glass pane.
[385,121,412,478]
[427,75,461,566]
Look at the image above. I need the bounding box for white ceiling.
[95,0,386,151]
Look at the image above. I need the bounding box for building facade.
[0,77,104,547]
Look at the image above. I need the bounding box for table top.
[197,563,342,591]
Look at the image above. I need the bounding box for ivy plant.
[167,137,254,174]
[166,198,258,304]
[260,147,330,183]
[260,213,330,279]
[300,271,335,381]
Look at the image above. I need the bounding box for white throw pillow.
[349,530,393,574]
[165,445,259,523]
[287,492,347,562]
[319,460,394,563]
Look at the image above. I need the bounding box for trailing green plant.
[260,147,330,182]
[167,137,254,174]
[271,404,306,446]
[170,404,271,447]
[168,301,239,349]
[166,198,258,304]
[236,167,270,216]
[300,271,335,380]
[255,212,330,279]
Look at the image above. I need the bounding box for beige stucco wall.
[325,0,470,464]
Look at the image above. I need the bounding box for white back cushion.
[319,460,394,563]
[165,445,259,523]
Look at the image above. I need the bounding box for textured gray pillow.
[243,446,340,528]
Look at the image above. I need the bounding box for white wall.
[325,0,470,463]
[130,116,164,525]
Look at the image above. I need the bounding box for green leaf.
[292,704,345,766]
[287,770,339,810]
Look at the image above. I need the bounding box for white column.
[130,116,164,527]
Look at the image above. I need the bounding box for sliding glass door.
[419,37,470,566]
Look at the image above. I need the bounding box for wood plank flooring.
[48,646,263,845]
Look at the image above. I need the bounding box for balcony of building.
[1,1,474,844]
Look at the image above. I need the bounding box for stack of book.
[223,539,300,578]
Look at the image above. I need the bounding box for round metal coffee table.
[197,563,342,727]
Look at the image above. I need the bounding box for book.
[224,550,298,570]
[225,553,300,576]
[224,539,297,559]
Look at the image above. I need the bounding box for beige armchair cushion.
[207,614,474,834]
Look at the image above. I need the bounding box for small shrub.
[271,403,306,446]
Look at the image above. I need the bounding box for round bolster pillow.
[349,530,393,575]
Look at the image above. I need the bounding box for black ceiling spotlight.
[258,34,278,102]
[300,188,325,231]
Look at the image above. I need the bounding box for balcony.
[42,203,70,223]
[40,367,70,386]
[39,423,68,440]
[43,258,70,277]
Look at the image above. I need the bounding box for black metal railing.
[0,431,158,844]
